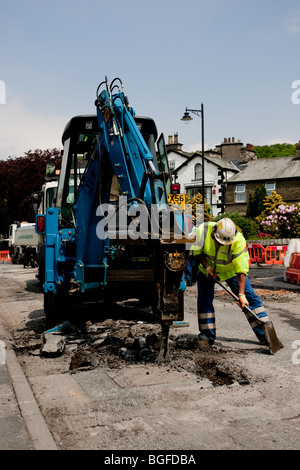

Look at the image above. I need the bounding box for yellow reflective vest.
[191,222,249,281]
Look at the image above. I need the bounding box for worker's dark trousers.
[197,273,270,344]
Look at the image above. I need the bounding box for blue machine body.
[39,77,188,327]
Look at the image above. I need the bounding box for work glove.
[206,266,219,280]
[238,293,249,309]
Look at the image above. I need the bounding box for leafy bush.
[185,193,213,223]
[260,203,300,238]
[256,191,284,224]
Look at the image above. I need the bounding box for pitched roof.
[228,156,300,183]
[205,153,239,171]
[166,148,193,159]
[166,148,192,159]
[172,151,239,174]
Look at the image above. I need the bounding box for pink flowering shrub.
[260,203,300,238]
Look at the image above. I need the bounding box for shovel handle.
[213,278,282,354]
[213,278,264,325]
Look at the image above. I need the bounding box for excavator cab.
[56,115,99,226]
[56,115,163,226]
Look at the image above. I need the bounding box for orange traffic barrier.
[0,250,11,263]
[247,244,288,266]
[264,245,287,265]
[247,244,265,265]
[285,253,300,285]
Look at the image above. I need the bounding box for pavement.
[0,262,298,451]
[0,318,58,450]
[248,263,300,292]
[0,350,33,450]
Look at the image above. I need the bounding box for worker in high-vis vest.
[191,218,270,347]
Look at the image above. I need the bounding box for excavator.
[36,77,192,363]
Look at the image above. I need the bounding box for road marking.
[0,340,6,364]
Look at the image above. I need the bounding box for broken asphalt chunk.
[40,333,65,357]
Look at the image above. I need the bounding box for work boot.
[197,334,214,349]
[197,338,210,349]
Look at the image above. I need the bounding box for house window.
[186,187,199,198]
[235,184,245,203]
[204,187,212,205]
[265,181,276,197]
[186,187,212,205]
[169,160,175,170]
[194,163,202,180]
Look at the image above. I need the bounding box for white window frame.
[169,160,175,170]
[265,181,276,197]
[235,183,245,203]
[194,163,202,180]
[186,186,212,205]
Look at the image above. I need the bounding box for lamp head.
[181,109,193,124]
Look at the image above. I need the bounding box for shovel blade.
[263,321,283,355]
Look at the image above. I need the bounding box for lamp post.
[181,104,205,201]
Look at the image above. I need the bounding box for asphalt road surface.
[0,262,299,452]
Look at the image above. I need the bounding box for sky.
[0,0,299,160]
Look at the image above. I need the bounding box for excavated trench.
[11,282,295,388]
[12,312,252,388]
[10,286,296,389]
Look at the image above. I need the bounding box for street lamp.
[181,104,205,201]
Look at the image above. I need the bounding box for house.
[166,132,300,218]
[225,142,300,215]
[166,133,192,170]
[166,134,239,217]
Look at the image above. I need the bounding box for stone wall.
[247,239,290,246]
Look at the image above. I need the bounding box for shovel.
[214,278,283,354]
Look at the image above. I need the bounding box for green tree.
[246,193,255,219]
[246,185,267,218]
[254,143,297,159]
[256,191,284,225]
[0,148,60,235]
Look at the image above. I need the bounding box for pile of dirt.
[11,317,253,387]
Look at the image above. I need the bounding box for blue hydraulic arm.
[95,77,168,208]
[72,77,174,285]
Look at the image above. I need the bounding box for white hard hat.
[214,218,236,245]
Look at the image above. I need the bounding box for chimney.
[166,133,183,151]
[232,137,235,143]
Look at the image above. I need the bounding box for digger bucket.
[214,278,283,355]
